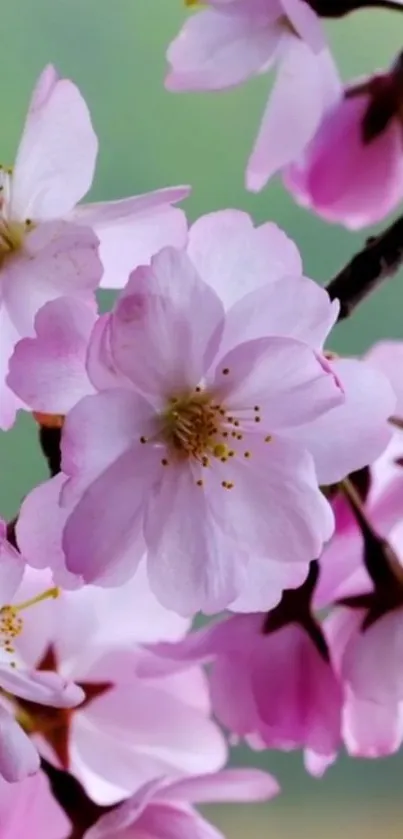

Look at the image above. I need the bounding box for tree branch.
[326,214,403,321]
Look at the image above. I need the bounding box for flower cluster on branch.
[0,2,403,837]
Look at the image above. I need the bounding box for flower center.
[0,166,34,266]
[0,587,59,660]
[162,389,232,462]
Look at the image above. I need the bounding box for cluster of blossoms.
[1,1,403,836]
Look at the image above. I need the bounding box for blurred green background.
[1,1,403,835]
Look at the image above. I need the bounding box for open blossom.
[9,211,395,615]
[85,769,279,839]
[284,57,403,228]
[166,0,341,190]
[8,565,226,804]
[0,772,70,839]
[0,64,189,430]
[0,521,84,782]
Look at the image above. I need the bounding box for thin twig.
[310,0,403,17]
[326,215,403,321]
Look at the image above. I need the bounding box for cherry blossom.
[84,769,279,839]
[284,57,403,228]
[166,0,341,190]
[0,522,84,782]
[8,566,226,804]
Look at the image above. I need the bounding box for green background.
[1,1,403,835]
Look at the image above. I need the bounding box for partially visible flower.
[84,769,279,839]
[284,56,403,228]
[143,566,342,774]
[0,771,70,839]
[0,64,189,429]
[0,521,84,782]
[166,0,341,190]
[9,566,226,804]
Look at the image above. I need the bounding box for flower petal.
[0,705,39,782]
[8,297,95,414]
[166,8,280,91]
[247,38,341,190]
[213,336,343,431]
[283,358,395,484]
[3,222,101,337]
[11,66,98,220]
[188,210,302,309]
[0,668,84,708]
[110,247,225,399]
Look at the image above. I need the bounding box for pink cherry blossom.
[143,605,342,773]
[0,771,70,839]
[59,245,344,615]
[0,63,190,430]
[8,64,189,287]
[0,521,84,782]
[9,566,226,805]
[166,1,341,190]
[284,63,403,228]
[84,768,279,839]
[10,212,395,614]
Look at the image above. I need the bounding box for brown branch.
[41,760,109,839]
[309,0,403,17]
[326,215,403,321]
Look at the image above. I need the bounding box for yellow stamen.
[13,587,60,613]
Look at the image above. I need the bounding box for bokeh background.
[1,1,403,835]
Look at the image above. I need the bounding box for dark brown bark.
[326,215,403,321]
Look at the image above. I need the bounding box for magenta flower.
[166,0,341,190]
[84,768,279,839]
[284,59,403,228]
[0,771,70,839]
[8,566,226,804]
[0,522,84,783]
[143,578,342,773]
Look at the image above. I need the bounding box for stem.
[326,215,403,321]
[309,0,403,16]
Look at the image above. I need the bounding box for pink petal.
[11,67,97,220]
[0,771,70,838]
[0,306,24,430]
[0,667,84,708]
[230,555,309,613]
[206,437,334,565]
[110,247,225,400]
[3,222,101,337]
[166,8,281,91]
[366,340,403,419]
[162,768,279,803]
[213,337,343,430]
[0,520,25,604]
[8,297,95,414]
[16,475,81,590]
[0,705,39,782]
[247,38,341,190]
[283,358,395,484]
[73,188,190,290]
[222,275,339,354]
[145,463,246,615]
[188,210,302,309]
[280,0,325,51]
[63,443,158,585]
[286,93,403,229]
[342,608,403,704]
[61,389,155,488]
